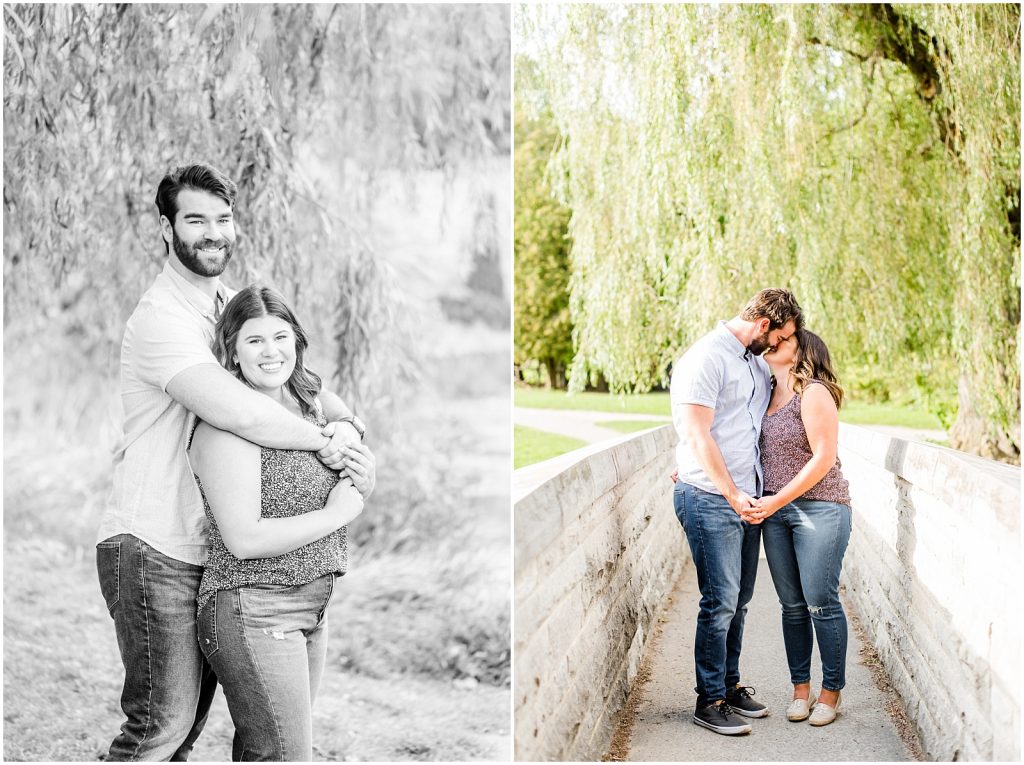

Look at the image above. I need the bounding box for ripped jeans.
[197,574,338,761]
[760,499,852,691]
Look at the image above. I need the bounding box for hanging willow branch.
[3,2,510,417]
[519,2,1019,462]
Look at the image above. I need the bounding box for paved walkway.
[513,407,670,443]
[623,557,917,761]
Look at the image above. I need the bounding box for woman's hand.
[324,481,365,527]
[747,495,783,522]
[341,442,376,499]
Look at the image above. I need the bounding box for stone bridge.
[513,425,1020,761]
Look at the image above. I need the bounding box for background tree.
[517,3,1019,463]
[514,95,573,389]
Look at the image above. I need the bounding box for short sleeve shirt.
[670,322,772,497]
[97,262,233,565]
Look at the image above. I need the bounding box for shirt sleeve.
[129,305,219,392]
[671,350,723,410]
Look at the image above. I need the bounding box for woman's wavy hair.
[790,329,844,409]
[213,285,322,417]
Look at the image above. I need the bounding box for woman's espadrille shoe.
[786,694,817,722]
[808,693,841,726]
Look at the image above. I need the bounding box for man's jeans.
[198,574,337,761]
[761,499,852,691]
[96,534,218,761]
[673,482,761,707]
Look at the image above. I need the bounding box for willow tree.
[518,3,1019,463]
[3,3,510,427]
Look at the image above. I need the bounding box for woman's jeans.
[96,534,218,761]
[761,499,852,692]
[198,574,338,762]
[674,482,762,707]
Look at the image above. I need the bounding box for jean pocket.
[96,541,121,612]
[315,574,337,627]
[673,483,688,530]
[197,598,220,659]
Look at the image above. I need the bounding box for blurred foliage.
[439,192,510,328]
[3,3,510,422]
[513,94,574,389]
[517,3,1019,462]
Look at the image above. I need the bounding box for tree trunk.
[947,374,1021,465]
[544,359,567,390]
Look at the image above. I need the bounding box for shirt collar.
[160,261,228,321]
[716,321,751,360]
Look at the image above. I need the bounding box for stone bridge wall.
[838,424,1021,761]
[513,426,683,761]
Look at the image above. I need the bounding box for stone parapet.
[514,425,684,761]
[838,423,1020,761]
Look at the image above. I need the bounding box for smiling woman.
[213,286,322,411]
[232,313,296,393]
[188,284,369,761]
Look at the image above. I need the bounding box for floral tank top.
[192,407,347,612]
[759,380,851,505]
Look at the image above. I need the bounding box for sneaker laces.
[716,701,737,716]
[731,685,756,700]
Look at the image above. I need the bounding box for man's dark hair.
[155,164,238,252]
[740,288,804,331]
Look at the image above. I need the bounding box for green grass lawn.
[515,425,588,469]
[515,388,671,415]
[837,400,944,430]
[594,420,671,434]
[514,388,946,470]
[515,387,944,430]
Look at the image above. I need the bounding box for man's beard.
[747,330,772,356]
[172,230,233,277]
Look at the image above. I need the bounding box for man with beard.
[670,288,802,736]
[95,164,375,760]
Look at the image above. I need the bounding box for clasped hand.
[729,493,781,524]
[317,421,377,499]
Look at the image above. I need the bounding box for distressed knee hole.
[263,628,287,640]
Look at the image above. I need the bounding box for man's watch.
[337,415,366,441]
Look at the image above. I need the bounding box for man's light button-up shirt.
[97,261,233,565]
[670,321,772,498]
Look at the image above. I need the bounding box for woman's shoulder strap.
[186,416,203,451]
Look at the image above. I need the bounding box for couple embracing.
[96,164,375,760]
[671,288,852,735]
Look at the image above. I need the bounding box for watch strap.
[338,414,365,440]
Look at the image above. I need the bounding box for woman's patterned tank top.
[193,408,346,612]
[759,380,851,505]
